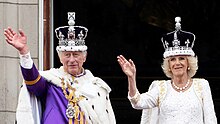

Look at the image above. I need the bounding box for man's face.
[59,51,87,76]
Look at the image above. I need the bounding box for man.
[4,12,116,124]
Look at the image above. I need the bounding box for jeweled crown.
[161,17,196,58]
[55,12,88,52]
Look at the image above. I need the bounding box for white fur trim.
[16,82,41,124]
[163,49,195,58]
[39,67,114,123]
[56,45,87,52]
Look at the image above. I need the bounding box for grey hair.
[161,56,198,78]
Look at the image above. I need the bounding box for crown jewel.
[161,17,196,58]
[55,12,88,52]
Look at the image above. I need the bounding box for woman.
[117,17,217,124]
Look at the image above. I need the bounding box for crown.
[161,17,196,58]
[55,12,88,52]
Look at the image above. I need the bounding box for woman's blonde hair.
[161,56,198,78]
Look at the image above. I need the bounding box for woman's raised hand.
[117,55,136,78]
[4,27,29,54]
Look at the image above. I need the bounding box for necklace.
[172,79,190,92]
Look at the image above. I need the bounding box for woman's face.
[59,51,87,76]
[169,55,188,77]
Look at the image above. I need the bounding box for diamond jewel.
[66,103,75,118]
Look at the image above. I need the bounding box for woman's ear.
[83,52,87,62]
[83,53,87,62]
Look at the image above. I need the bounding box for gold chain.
[61,77,85,124]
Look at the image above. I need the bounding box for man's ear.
[58,54,63,64]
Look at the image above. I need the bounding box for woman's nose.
[175,59,181,64]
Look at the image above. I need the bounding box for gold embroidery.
[193,79,203,105]
[158,80,166,107]
[25,74,41,85]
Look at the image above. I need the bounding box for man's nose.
[69,54,76,61]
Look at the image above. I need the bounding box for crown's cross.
[58,32,65,46]
[165,40,169,48]
[59,32,64,40]
[185,39,190,48]
[173,39,180,48]
[78,31,84,40]
[68,12,75,26]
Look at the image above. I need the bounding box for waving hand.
[117,55,136,78]
[4,27,29,54]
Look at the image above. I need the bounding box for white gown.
[159,82,203,124]
[129,79,217,124]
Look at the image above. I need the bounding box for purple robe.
[20,64,86,124]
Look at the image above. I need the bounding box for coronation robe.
[16,52,116,124]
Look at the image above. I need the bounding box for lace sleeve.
[128,80,160,109]
[202,79,217,124]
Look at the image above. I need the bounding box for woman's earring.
[187,67,190,70]
[168,68,171,72]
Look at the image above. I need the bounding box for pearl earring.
[188,67,190,70]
